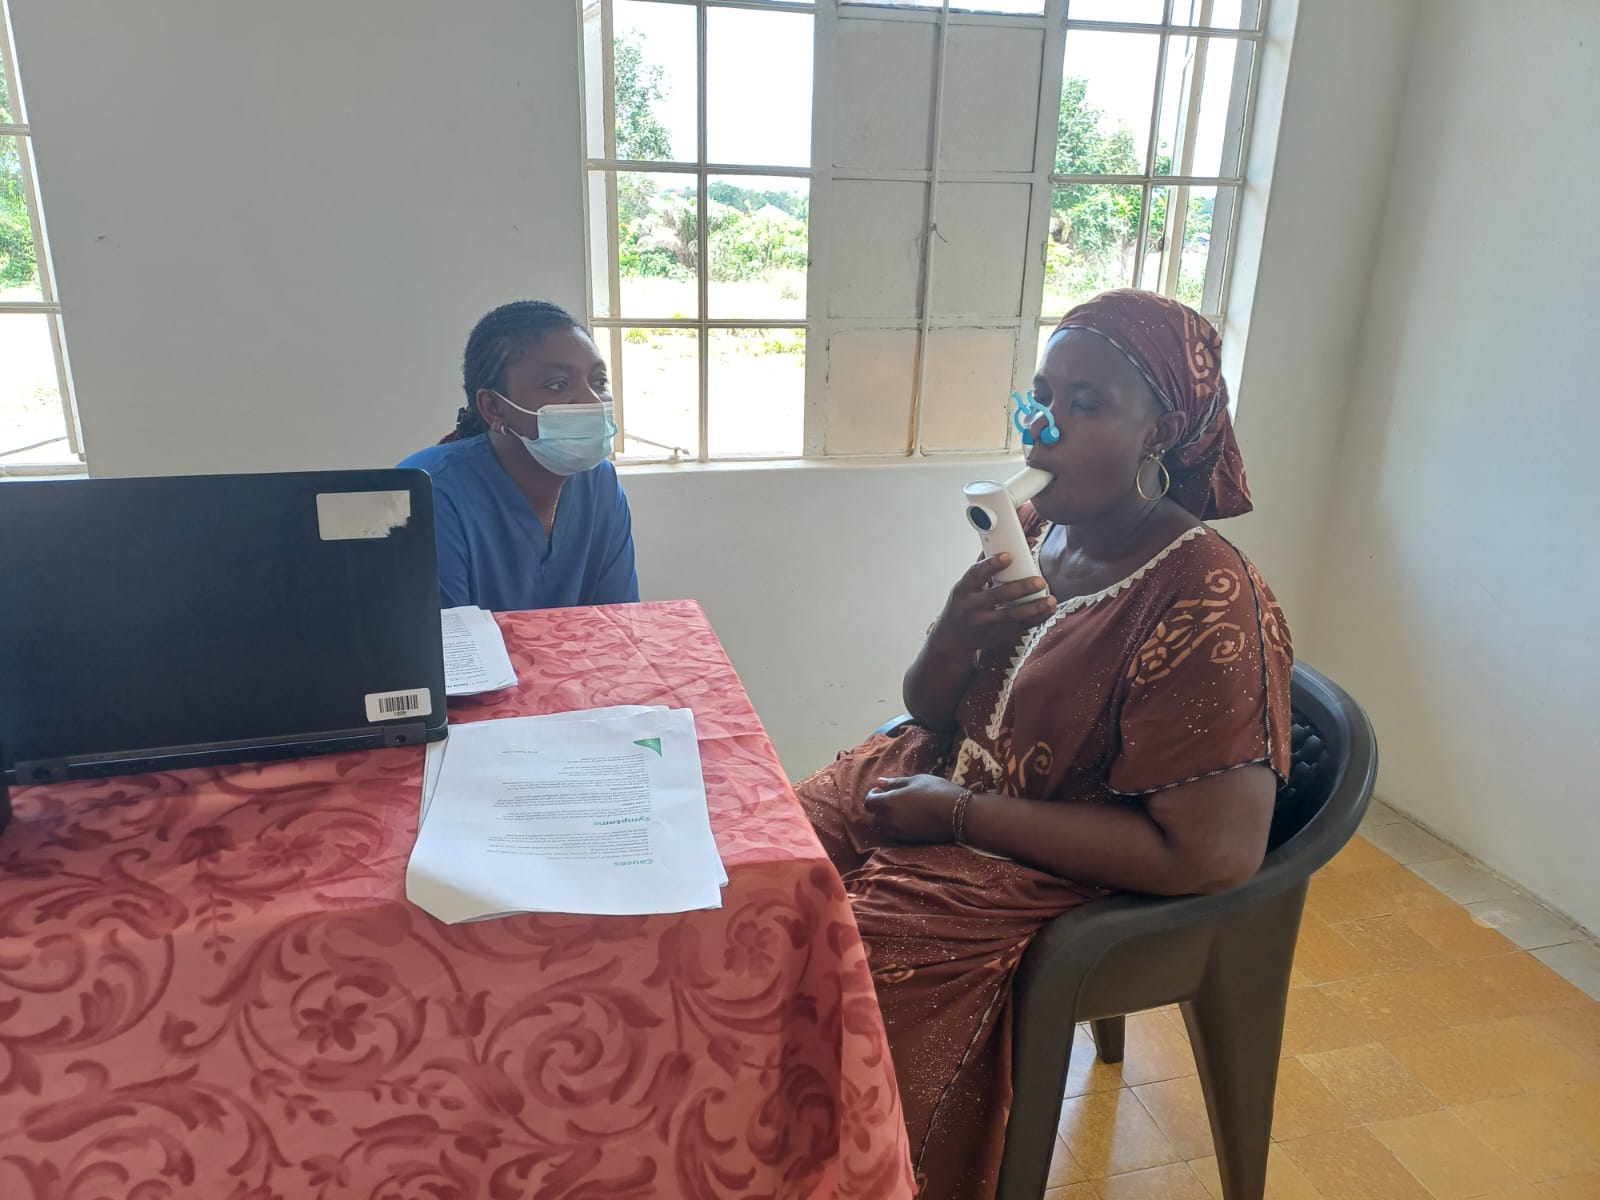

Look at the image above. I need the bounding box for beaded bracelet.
[950,789,974,844]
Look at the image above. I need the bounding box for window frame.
[1039,0,1268,350]
[0,0,81,477]
[578,0,1267,464]
[579,0,819,464]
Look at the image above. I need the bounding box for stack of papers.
[407,706,726,923]
[441,606,517,696]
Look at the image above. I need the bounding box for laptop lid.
[1,469,447,785]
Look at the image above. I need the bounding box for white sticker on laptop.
[365,688,433,722]
[317,490,412,541]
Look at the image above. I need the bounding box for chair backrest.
[1256,661,1379,881]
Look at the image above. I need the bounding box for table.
[0,600,915,1200]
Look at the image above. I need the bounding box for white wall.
[1221,0,1418,636]
[10,0,588,477]
[12,1,1415,779]
[1312,0,1600,931]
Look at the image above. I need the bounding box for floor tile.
[1091,1163,1211,1200]
[1190,1152,1324,1200]
[1058,1089,1181,1179]
[1319,963,1496,1041]
[1045,1186,1098,1200]
[1453,1091,1600,1182]
[1187,1147,1325,1200]
[1132,1075,1214,1161]
[1366,1108,1522,1199]
[1297,1042,1441,1123]
[1067,1024,1133,1098]
[1469,952,1592,1019]
[1050,1134,1088,1186]
[1304,864,1452,924]
[1359,820,1458,865]
[1385,1015,1591,1105]
[1547,1081,1600,1158]
[1270,1056,1359,1141]
[1332,914,1449,973]
[1278,1125,1433,1200]
[1290,915,1380,985]
[1280,985,1379,1057]
[1154,1005,1191,1044]
[1358,799,1407,829]
[1119,1011,1198,1088]
[1467,896,1588,951]
[1534,941,1600,1002]
[1408,855,1522,904]
[1523,1005,1600,1070]
[1402,904,1522,960]
[1319,835,1400,878]
[1542,1171,1600,1199]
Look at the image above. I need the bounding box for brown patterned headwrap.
[1054,289,1252,520]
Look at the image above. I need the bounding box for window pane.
[1036,324,1057,374]
[708,328,804,459]
[1057,33,1160,174]
[616,171,698,319]
[1,135,43,302]
[1065,0,1165,22]
[1043,184,1140,318]
[708,175,808,320]
[613,0,697,162]
[846,0,1044,11]
[616,327,699,462]
[0,313,70,465]
[706,8,813,167]
[1154,35,1252,178]
[0,44,14,123]
[587,172,615,318]
[1173,0,1263,30]
[1139,184,1228,311]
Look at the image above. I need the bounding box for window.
[581,0,815,463]
[1042,0,1263,356]
[0,0,79,474]
[579,0,1265,462]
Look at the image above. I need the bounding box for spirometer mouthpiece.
[1004,466,1054,506]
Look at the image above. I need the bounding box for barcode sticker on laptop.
[365,689,433,722]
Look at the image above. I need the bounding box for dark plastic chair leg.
[1180,886,1304,1200]
[995,1012,1083,1200]
[1090,1015,1125,1063]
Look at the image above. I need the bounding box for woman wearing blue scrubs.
[399,301,639,611]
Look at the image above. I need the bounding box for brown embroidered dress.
[796,515,1293,1200]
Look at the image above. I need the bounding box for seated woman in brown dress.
[796,289,1293,1200]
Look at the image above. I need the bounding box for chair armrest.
[873,712,917,738]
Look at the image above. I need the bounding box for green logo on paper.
[633,738,663,756]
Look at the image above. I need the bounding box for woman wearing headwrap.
[794,290,1292,1200]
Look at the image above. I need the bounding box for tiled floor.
[1046,803,1600,1199]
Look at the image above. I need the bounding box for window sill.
[616,451,1021,479]
[0,462,89,479]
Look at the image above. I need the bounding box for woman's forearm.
[902,635,977,732]
[962,792,1218,895]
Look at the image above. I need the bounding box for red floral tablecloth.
[0,600,914,1200]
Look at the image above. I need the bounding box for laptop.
[1,469,448,786]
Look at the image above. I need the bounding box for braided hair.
[455,301,584,440]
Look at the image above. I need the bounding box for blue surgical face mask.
[1011,390,1060,446]
[493,393,618,476]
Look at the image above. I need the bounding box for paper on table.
[441,606,517,696]
[407,707,726,922]
[418,705,671,832]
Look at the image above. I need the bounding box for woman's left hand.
[865,774,967,844]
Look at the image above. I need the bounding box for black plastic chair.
[874,662,1377,1200]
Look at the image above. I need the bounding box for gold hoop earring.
[1136,452,1171,502]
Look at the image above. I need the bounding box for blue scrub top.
[398,437,639,611]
